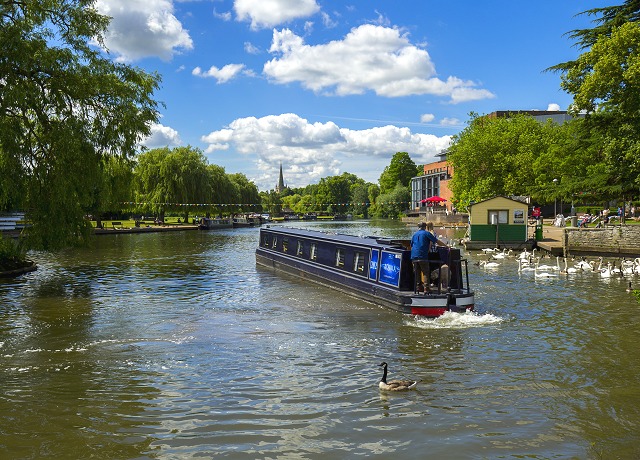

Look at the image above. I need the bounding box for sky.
[93,0,613,191]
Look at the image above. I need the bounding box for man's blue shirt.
[411,229,437,260]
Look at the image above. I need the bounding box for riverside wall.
[564,226,640,256]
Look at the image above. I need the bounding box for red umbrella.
[421,196,446,203]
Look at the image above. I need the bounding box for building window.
[335,248,345,267]
[310,243,317,260]
[354,252,365,273]
[488,210,509,225]
[296,241,304,256]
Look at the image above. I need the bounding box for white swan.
[534,263,558,278]
[574,258,592,271]
[535,257,556,271]
[517,258,535,273]
[561,257,578,275]
[600,263,614,278]
[378,362,418,391]
[492,249,513,260]
[479,260,500,269]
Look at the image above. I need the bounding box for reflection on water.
[1,222,639,459]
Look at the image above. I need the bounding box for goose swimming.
[378,362,418,391]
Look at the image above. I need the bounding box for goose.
[481,247,498,254]
[378,362,418,391]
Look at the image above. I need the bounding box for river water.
[1,220,638,459]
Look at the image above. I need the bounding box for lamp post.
[553,178,558,217]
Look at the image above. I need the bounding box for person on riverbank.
[411,221,449,293]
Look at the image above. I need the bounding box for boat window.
[272,237,278,249]
[282,238,289,252]
[261,234,270,247]
[296,241,304,256]
[310,243,317,260]
[335,248,345,267]
[354,251,366,273]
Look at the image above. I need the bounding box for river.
[0,220,638,459]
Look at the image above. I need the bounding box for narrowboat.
[198,217,233,230]
[255,226,474,317]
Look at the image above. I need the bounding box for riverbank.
[536,223,640,257]
[93,224,199,235]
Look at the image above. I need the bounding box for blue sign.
[378,251,401,287]
[369,250,379,280]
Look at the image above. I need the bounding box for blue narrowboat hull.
[255,226,474,317]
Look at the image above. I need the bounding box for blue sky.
[94,0,612,191]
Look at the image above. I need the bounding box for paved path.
[536,225,564,256]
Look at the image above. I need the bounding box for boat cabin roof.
[261,226,408,251]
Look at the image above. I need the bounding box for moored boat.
[255,226,474,317]
[199,217,233,230]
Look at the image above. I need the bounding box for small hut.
[465,196,531,249]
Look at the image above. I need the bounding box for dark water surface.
[1,220,639,459]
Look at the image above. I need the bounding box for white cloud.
[234,0,321,30]
[547,103,561,111]
[201,113,451,189]
[420,113,435,123]
[244,41,260,54]
[263,25,494,103]
[142,123,182,148]
[213,9,232,21]
[192,64,247,83]
[439,117,461,127]
[95,0,193,62]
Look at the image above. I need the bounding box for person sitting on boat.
[411,221,449,293]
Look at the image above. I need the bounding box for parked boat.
[199,217,233,230]
[233,216,257,228]
[255,226,474,317]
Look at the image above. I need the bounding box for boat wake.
[406,310,505,329]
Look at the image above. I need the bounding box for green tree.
[560,22,640,198]
[372,183,411,218]
[228,172,260,214]
[0,0,160,249]
[550,1,640,203]
[447,113,579,208]
[378,152,417,194]
[207,164,234,216]
[315,173,360,213]
[259,190,282,216]
[133,146,210,222]
[350,182,371,218]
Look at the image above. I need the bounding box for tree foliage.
[556,4,640,198]
[447,113,605,208]
[0,0,161,249]
[378,152,417,194]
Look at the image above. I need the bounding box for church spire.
[276,163,286,193]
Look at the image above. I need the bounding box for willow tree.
[133,147,211,222]
[0,0,160,249]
